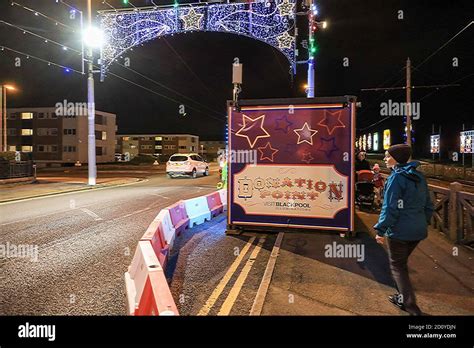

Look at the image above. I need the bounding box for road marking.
[197,237,256,316]
[217,237,266,316]
[80,208,103,221]
[0,179,147,206]
[149,193,170,199]
[250,232,284,316]
[122,206,151,218]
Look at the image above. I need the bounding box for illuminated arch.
[98,0,296,81]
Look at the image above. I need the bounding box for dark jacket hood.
[394,161,422,183]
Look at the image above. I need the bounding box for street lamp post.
[86,0,97,186]
[0,85,17,152]
[305,1,327,98]
[82,0,105,186]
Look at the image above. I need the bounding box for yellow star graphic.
[180,8,204,31]
[294,122,318,145]
[258,142,279,162]
[277,0,295,17]
[235,114,270,148]
[276,31,294,49]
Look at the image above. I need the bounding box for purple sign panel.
[228,98,355,232]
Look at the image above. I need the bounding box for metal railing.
[429,182,474,246]
[0,160,35,179]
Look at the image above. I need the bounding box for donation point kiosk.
[227,96,356,235]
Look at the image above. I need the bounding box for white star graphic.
[294,122,318,145]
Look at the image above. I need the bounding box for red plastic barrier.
[135,271,179,316]
[206,192,224,217]
[125,241,179,316]
[167,201,189,235]
[133,242,179,316]
[141,218,169,269]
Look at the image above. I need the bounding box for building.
[200,140,226,161]
[116,134,199,161]
[6,107,117,165]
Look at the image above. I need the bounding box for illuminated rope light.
[98,0,296,80]
[180,7,204,31]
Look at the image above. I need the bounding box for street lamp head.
[83,26,105,49]
[321,21,328,29]
[3,85,16,91]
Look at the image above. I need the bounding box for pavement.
[260,213,473,316]
[166,213,473,316]
[0,164,165,203]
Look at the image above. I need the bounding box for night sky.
[0,0,472,156]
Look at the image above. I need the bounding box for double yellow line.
[197,236,266,316]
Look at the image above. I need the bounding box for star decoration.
[318,109,346,135]
[258,142,279,162]
[180,8,204,31]
[277,0,295,17]
[301,151,314,164]
[275,114,293,133]
[294,122,318,145]
[317,137,339,157]
[276,31,295,49]
[235,114,270,148]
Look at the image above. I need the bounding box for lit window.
[102,131,107,140]
[123,137,130,141]
[8,146,16,151]
[155,136,162,141]
[21,112,33,120]
[21,129,33,136]
[21,146,33,152]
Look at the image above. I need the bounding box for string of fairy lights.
[0,20,81,55]
[10,1,76,32]
[1,0,237,123]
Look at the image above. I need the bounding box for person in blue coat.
[374,144,434,315]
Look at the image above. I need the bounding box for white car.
[166,153,209,179]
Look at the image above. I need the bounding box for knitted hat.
[388,144,412,164]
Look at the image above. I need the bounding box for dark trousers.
[386,237,422,315]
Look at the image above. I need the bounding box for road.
[0,170,219,315]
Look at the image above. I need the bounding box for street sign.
[460,130,473,154]
[227,97,356,233]
[430,134,440,154]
